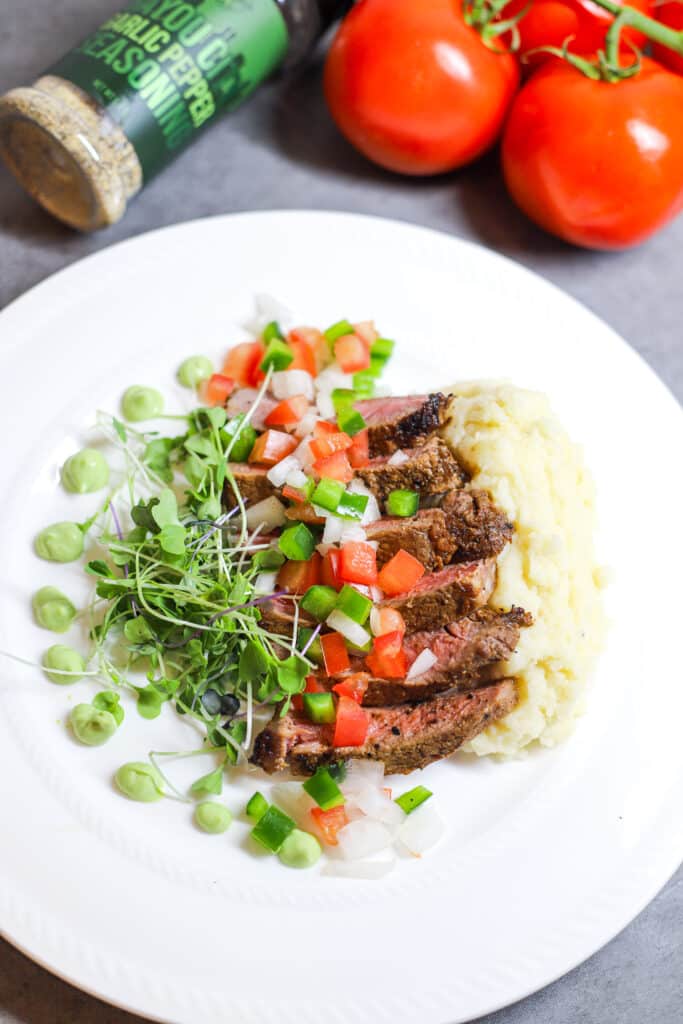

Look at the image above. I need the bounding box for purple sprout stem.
[164,590,292,649]
[110,502,139,616]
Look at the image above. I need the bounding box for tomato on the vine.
[323,0,519,176]
[652,2,683,75]
[502,56,683,250]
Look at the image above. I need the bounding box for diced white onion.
[396,802,445,856]
[266,454,301,487]
[316,391,335,420]
[272,369,314,401]
[257,292,292,324]
[322,858,395,880]
[245,496,287,531]
[316,542,333,557]
[351,786,405,828]
[351,583,371,598]
[387,449,409,466]
[270,782,316,828]
[370,585,383,602]
[285,468,309,490]
[294,436,315,469]
[253,571,278,596]
[342,760,385,794]
[339,523,367,544]
[347,480,381,525]
[406,649,438,680]
[315,366,353,394]
[337,818,394,860]
[326,610,370,648]
[323,516,345,544]
[369,608,382,636]
[293,410,318,438]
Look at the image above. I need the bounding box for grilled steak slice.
[365,509,457,571]
[441,489,513,562]
[354,393,447,456]
[226,388,277,431]
[285,502,325,525]
[251,679,518,776]
[223,464,275,509]
[258,596,312,637]
[361,607,532,705]
[381,559,496,633]
[356,436,466,505]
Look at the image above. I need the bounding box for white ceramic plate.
[0,211,681,1024]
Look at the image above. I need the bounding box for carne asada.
[365,508,457,570]
[380,559,497,633]
[356,436,467,503]
[441,489,514,562]
[354,393,447,456]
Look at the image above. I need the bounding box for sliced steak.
[226,388,277,431]
[258,596,312,637]
[381,559,496,633]
[285,502,325,525]
[223,464,275,509]
[356,436,466,505]
[441,489,513,562]
[251,679,518,776]
[361,607,533,705]
[354,393,447,456]
[365,509,457,571]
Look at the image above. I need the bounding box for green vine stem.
[566,0,683,64]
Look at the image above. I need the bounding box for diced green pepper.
[352,371,375,398]
[246,791,269,822]
[311,478,345,513]
[303,692,336,724]
[395,785,432,814]
[336,584,372,625]
[367,357,385,378]
[331,388,356,413]
[263,320,284,343]
[278,523,315,561]
[260,338,294,372]
[303,767,346,810]
[251,805,296,852]
[371,337,395,361]
[386,489,420,517]
[301,585,338,621]
[336,491,369,520]
[337,407,366,437]
[223,415,258,462]
[298,627,324,663]
[324,319,354,345]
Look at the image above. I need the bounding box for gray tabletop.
[1,3,681,1022]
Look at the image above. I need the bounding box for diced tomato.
[201,373,235,406]
[321,549,343,590]
[365,630,407,679]
[354,321,379,346]
[313,420,338,437]
[264,395,309,426]
[377,549,425,596]
[287,331,318,377]
[291,326,331,374]
[277,552,321,595]
[333,695,369,747]
[313,450,354,483]
[321,631,350,675]
[309,431,352,460]
[372,607,406,637]
[347,428,370,468]
[333,672,370,704]
[248,429,298,466]
[310,804,348,846]
[222,341,265,387]
[334,333,370,373]
[339,541,378,585]
[282,484,307,504]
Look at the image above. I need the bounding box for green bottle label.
[47,0,288,180]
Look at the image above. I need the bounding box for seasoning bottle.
[0,0,349,231]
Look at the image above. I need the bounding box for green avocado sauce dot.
[70,704,118,746]
[121,385,164,422]
[177,356,213,389]
[42,644,86,684]
[32,586,77,633]
[195,801,232,834]
[115,761,164,802]
[35,521,84,562]
[278,829,322,869]
[61,448,109,494]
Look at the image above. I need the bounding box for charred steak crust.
[442,489,514,563]
[365,508,457,571]
[356,437,467,504]
[223,465,274,509]
[355,393,448,456]
[250,679,519,776]
[381,559,496,634]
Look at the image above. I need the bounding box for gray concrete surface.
[1,2,681,1022]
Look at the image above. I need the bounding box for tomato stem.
[586,0,683,61]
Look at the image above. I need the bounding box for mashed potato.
[442,383,607,756]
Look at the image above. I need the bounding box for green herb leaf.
[239,639,269,681]
[113,417,127,443]
[159,523,187,555]
[93,690,125,726]
[85,559,114,578]
[123,616,153,644]
[135,685,166,720]
[151,489,181,530]
[190,766,223,796]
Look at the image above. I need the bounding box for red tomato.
[339,541,378,585]
[292,674,326,711]
[282,484,307,504]
[277,553,321,595]
[354,321,378,345]
[310,804,348,845]
[201,373,235,406]
[333,695,369,747]
[652,3,683,76]
[509,0,653,67]
[312,450,354,483]
[287,333,318,377]
[313,420,339,438]
[289,327,330,374]
[365,630,407,679]
[502,56,683,250]
[222,341,265,387]
[264,395,309,426]
[347,428,370,469]
[332,672,370,703]
[309,432,353,460]
[334,333,370,373]
[377,549,425,596]
[248,430,298,466]
[321,549,343,590]
[324,0,519,175]
[321,631,351,675]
